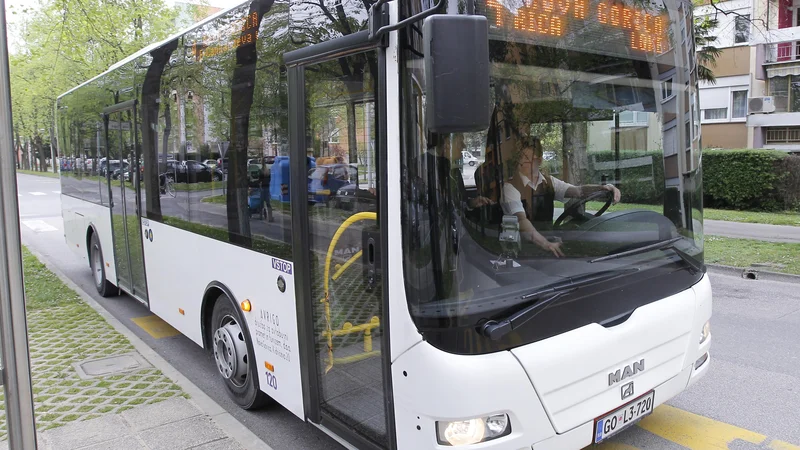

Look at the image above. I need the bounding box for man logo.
[608,359,645,386]
[621,381,634,400]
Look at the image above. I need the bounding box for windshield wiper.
[589,237,705,274]
[477,268,637,341]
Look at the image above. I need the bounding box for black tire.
[89,233,118,297]
[210,295,271,410]
[469,160,476,166]
[213,174,222,182]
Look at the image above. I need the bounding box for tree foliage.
[8,0,179,169]
[694,14,721,84]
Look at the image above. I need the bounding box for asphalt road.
[16,173,800,450]
[704,219,800,243]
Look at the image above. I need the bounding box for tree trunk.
[561,121,588,185]
[346,101,357,164]
[35,134,45,172]
[140,39,179,222]
[14,128,21,169]
[227,0,275,247]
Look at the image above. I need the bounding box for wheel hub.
[213,320,249,387]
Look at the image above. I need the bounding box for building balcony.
[764,42,800,64]
[747,111,800,127]
[765,126,800,144]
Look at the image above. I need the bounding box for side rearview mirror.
[423,15,490,134]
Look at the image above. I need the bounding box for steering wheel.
[554,189,613,228]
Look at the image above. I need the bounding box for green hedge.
[584,150,666,204]
[702,149,794,211]
[581,149,799,211]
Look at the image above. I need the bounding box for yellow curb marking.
[596,442,640,449]
[595,404,800,450]
[131,315,180,339]
[770,440,800,450]
[638,404,769,449]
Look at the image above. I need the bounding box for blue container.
[270,156,315,203]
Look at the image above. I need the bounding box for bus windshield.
[399,0,703,352]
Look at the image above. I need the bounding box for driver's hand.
[603,184,621,204]
[471,196,494,207]
[541,240,565,258]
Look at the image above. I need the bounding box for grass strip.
[173,181,219,192]
[705,236,800,275]
[9,247,184,438]
[17,169,59,179]
[586,201,800,227]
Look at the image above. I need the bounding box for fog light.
[695,352,709,370]
[699,320,711,344]
[436,414,510,446]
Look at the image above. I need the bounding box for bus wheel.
[89,233,118,297]
[211,296,270,410]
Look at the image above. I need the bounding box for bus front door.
[105,104,148,305]
[289,46,393,449]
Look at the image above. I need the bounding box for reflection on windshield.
[399,0,703,339]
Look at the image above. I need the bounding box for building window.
[734,15,750,44]
[703,108,727,120]
[731,91,748,118]
[769,76,792,112]
[661,78,674,100]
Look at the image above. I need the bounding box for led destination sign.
[485,0,668,53]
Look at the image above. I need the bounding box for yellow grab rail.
[321,212,377,373]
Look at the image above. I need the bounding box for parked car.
[109,161,129,180]
[100,159,125,177]
[334,183,377,211]
[167,161,223,183]
[202,159,218,169]
[308,164,357,204]
[461,150,479,167]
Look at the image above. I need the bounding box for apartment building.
[696,0,800,152]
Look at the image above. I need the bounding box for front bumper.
[531,358,709,449]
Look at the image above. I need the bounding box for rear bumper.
[532,359,707,450]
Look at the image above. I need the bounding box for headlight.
[337,189,345,196]
[436,414,511,446]
[699,320,711,344]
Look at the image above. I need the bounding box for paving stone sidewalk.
[0,249,250,449]
[33,397,243,450]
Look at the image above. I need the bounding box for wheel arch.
[201,281,253,352]
[85,223,99,262]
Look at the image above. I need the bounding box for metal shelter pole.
[0,0,38,447]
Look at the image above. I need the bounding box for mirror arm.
[368,0,444,41]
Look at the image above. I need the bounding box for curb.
[26,247,272,450]
[706,263,800,284]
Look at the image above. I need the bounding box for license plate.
[594,390,655,444]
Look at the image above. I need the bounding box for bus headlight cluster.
[436,414,510,446]
[699,320,711,344]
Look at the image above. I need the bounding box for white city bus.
[57,0,712,447]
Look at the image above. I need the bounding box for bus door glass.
[106,107,148,304]
[298,49,389,447]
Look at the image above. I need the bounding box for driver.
[501,135,621,257]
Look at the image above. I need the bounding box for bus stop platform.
[31,397,248,450]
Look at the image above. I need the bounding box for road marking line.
[29,192,46,196]
[638,404,768,449]
[52,191,61,194]
[21,220,58,232]
[131,315,181,339]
